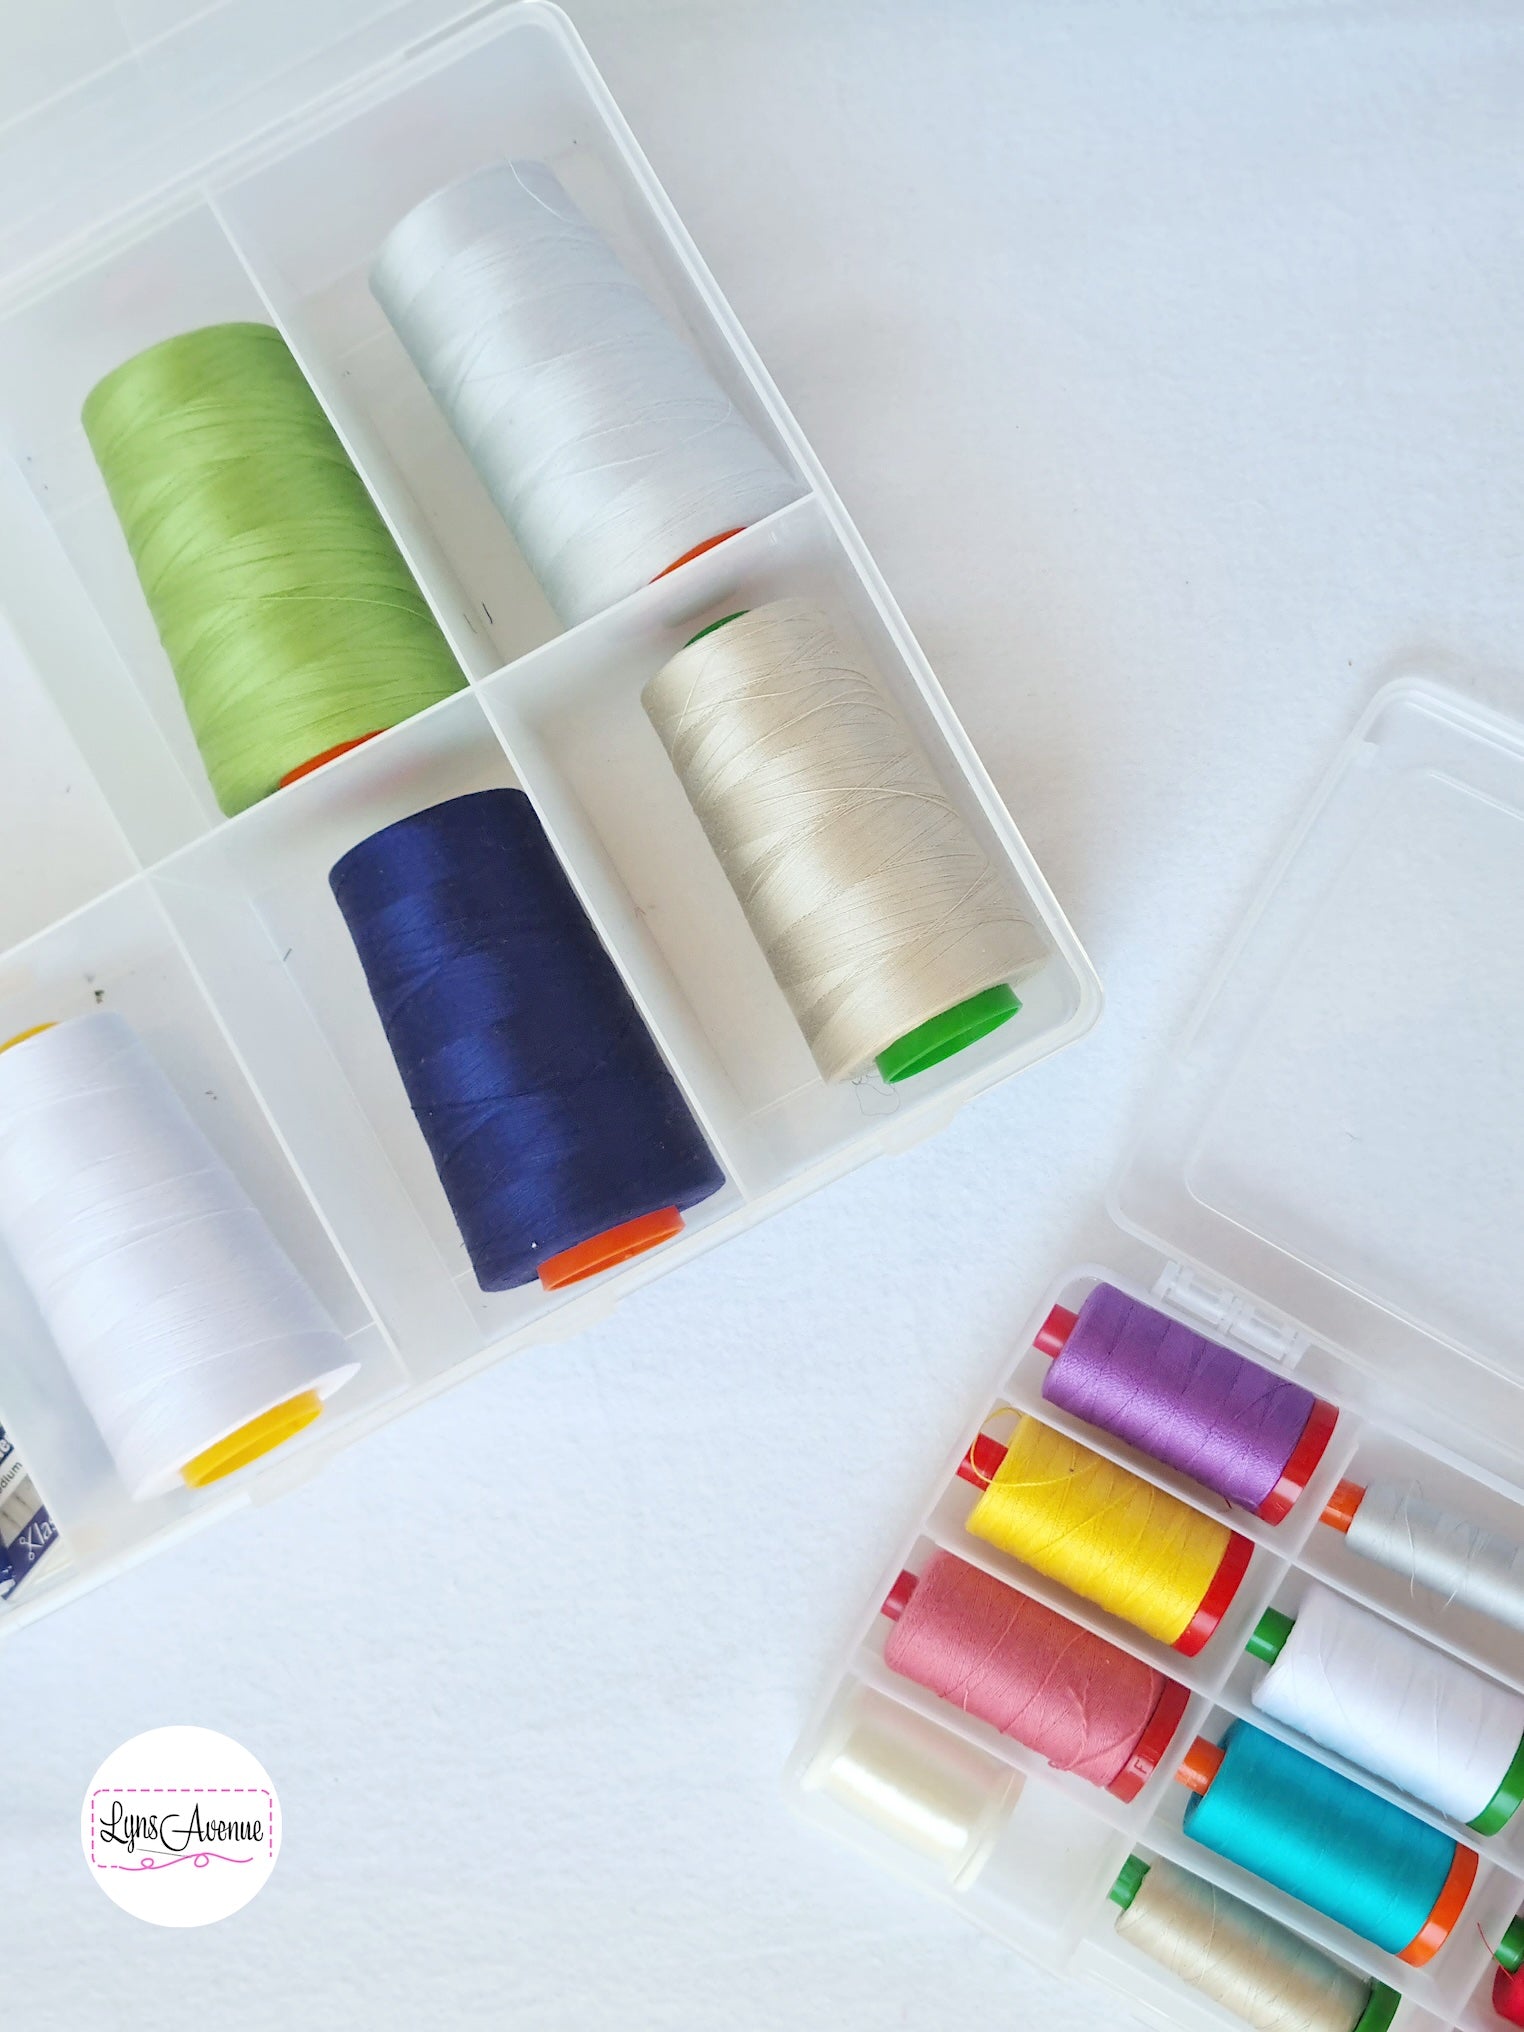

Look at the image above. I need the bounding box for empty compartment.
[0,601,136,949]
[481,496,1093,1196]
[0,878,390,1575]
[150,688,739,1379]
[213,1,806,672]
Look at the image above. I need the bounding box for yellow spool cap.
[180,1390,323,1488]
[0,1023,57,1054]
[965,1415,1231,1645]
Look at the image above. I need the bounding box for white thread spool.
[371,161,797,624]
[642,600,1048,1082]
[801,1686,1020,1884]
[1114,1856,1380,2032]
[1249,1585,1524,1827]
[1337,1480,1524,1635]
[0,1014,357,1501]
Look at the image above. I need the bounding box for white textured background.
[6,2,1524,2026]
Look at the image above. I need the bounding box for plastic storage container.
[788,681,1524,2032]
[0,2,1098,1633]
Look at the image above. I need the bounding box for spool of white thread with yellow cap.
[0,1013,356,1499]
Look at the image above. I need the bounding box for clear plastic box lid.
[0,0,481,297]
[1113,677,1524,1485]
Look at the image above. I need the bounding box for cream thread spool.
[0,1014,357,1499]
[371,160,798,623]
[800,1686,1022,1883]
[642,600,1048,1082]
[1110,1855,1400,2032]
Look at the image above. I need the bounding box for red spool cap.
[1255,1397,1340,1525]
[652,528,744,581]
[1321,1478,1367,1534]
[956,1432,1009,1490]
[1035,1304,1078,1358]
[1396,1842,1477,1966]
[1173,1530,1254,1657]
[537,1207,682,1291]
[1176,1735,1225,1796]
[1495,1966,1524,2027]
[279,731,383,786]
[1107,1677,1191,1803]
[881,1570,918,1623]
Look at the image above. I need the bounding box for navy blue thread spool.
[329,788,724,1290]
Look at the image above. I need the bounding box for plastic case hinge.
[1152,1262,1308,1366]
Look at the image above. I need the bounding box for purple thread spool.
[1037,1283,1337,1523]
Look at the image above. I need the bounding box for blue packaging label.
[0,1422,58,1600]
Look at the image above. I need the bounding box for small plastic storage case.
[787,681,1524,2032]
[0,1,1098,1631]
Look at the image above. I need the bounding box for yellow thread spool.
[966,1416,1234,1646]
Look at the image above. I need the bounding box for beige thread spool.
[641,599,1047,1083]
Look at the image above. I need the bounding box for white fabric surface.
[6,1,1524,2026]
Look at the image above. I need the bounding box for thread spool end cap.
[1255,1397,1340,1524]
[1497,1919,1524,1974]
[1107,1678,1191,1802]
[956,1430,1010,1490]
[0,1023,57,1055]
[1108,1855,1150,1910]
[881,1570,918,1622]
[876,984,1021,1084]
[181,1390,323,1487]
[1395,1840,1476,1965]
[1321,1478,1366,1533]
[1034,1304,1078,1358]
[682,610,749,648]
[279,732,384,788]
[1173,1531,1254,1656]
[1176,1737,1224,1796]
[538,1207,683,1290]
[1351,1984,1402,2032]
[1245,1606,1295,1664]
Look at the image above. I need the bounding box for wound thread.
[642,598,1047,1082]
[1250,1584,1524,1830]
[883,1550,1185,1795]
[1180,1720,1473,1960]
[329,789,724,1291]
[0,1014,357,1500]
[964,1415,1245,1649]
[1041,1282,1333,1519]
[82,322,463,814]
[1331,1480,1524,1636]
[1113,1855,1392,2032]
[371,160,797,624]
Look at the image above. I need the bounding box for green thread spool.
[83,323,463,814]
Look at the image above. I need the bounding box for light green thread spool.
[83,323,463,814]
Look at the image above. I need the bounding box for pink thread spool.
[1036,1284,1339,1524]
[881,1550,1190,1801]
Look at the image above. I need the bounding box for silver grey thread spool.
[370,160,798,624]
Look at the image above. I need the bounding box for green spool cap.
[876,983,1020,1084]
[1108,1854,1150,1911]
[683,610,749,648]
[1494,1916,1524,1973]
[1469,1732,1524,1837]
[1351,1983,1401,2032]
[1246,1606,1295,1665]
